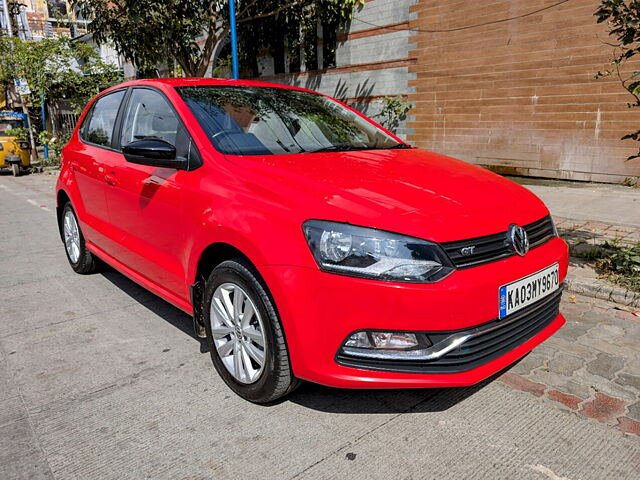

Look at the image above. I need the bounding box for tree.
[0,36,120,111]
[236,0,362,76]
[0,35,120,161]
[72,0,362,78]
[595,1,640,160]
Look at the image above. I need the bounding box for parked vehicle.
[56,79,568,403]
[0,112,30,176]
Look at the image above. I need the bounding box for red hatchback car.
[56,78,568,403]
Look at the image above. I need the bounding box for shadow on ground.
[285,377,496,414]
[101,269,209,353]
[101,266,511,414]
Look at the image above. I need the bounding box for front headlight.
[20,141,29,150]
[303,220,455,283]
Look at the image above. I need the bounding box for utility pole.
[41,95,48,161]
[1,0,13,36]
[229,0,239,79]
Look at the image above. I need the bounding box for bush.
[572,240,640,292]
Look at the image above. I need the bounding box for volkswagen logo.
[507,224,529,256]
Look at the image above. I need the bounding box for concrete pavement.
[511,177,640,229]
[0,173,639,480]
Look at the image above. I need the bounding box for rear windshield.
[176,86,404,155]
[0,119,24,136]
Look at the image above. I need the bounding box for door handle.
[104,173,118,186]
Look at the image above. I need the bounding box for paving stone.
[615,373,640,392]
[546,352,584,376]
[577,336,637,357]
[626,402,640,422]
[589,324,627,342]
[530,343,559,358]
[627,357,640,372]
[498,372,546,397]
[553,319,592,342]
[543,336,593,357]
[586,352,626,380]
[618,417,640,436]
[509,352,547,376]
[580,393,628,423]
[615,334,640,351]
[526,370,592,400]
[547,390,583,411]
[559,302,588,319]
[573,369,638,403]
[580,309,613,325]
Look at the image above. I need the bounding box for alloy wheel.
[63,209,81,264]
[210,282,267,384]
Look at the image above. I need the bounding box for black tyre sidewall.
[203,260,289,403]
[61,203,95,273]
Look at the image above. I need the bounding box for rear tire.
[11,163,20,177]
[61,203,98,274]
[204,258,300,403]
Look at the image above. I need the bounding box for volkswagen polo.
[56,79,568,403]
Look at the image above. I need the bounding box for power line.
[353,0,571,34]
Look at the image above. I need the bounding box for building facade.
[253,0,640,183]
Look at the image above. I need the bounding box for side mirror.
[122,139,186,169]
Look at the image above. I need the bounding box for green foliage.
[572,239,640,292]
[72,0,363,78]
[211,54,232,78]
[4,127,29,138]
[373,96,412,133]
[38,130,53,146]
[49,132,72,161]
[0,35,120,111]
[595,1,640,160]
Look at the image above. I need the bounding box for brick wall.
[407,0,640,183]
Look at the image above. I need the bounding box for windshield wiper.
[308,144,372,153]
[382,143,412,149]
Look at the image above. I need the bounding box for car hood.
[229,148,549,242]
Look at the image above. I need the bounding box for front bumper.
[261,236,568,388]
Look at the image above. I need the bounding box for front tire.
[11,163,20,177]
[204,259,300,403]
[61,203,98,274]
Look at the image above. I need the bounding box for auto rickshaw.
[0,112,31,176]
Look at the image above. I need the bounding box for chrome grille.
[442,215,555,269]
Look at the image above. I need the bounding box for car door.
[73,89,126,249]
[104,87,195,300]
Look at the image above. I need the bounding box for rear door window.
[81,90,125,147]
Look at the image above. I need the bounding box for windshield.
[0,119,24,136]
[176,86,405,155]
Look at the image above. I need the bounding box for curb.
[565,267,640,309]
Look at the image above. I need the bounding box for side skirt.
[85,241,193,314]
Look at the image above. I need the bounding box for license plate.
[499,263,560,319]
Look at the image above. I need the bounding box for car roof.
[107,77,317,95]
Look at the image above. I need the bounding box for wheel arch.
[190,241,271,339]
[194,242,255,284]
[56,189,71,242]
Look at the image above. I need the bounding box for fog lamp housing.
[343,330,430,351]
